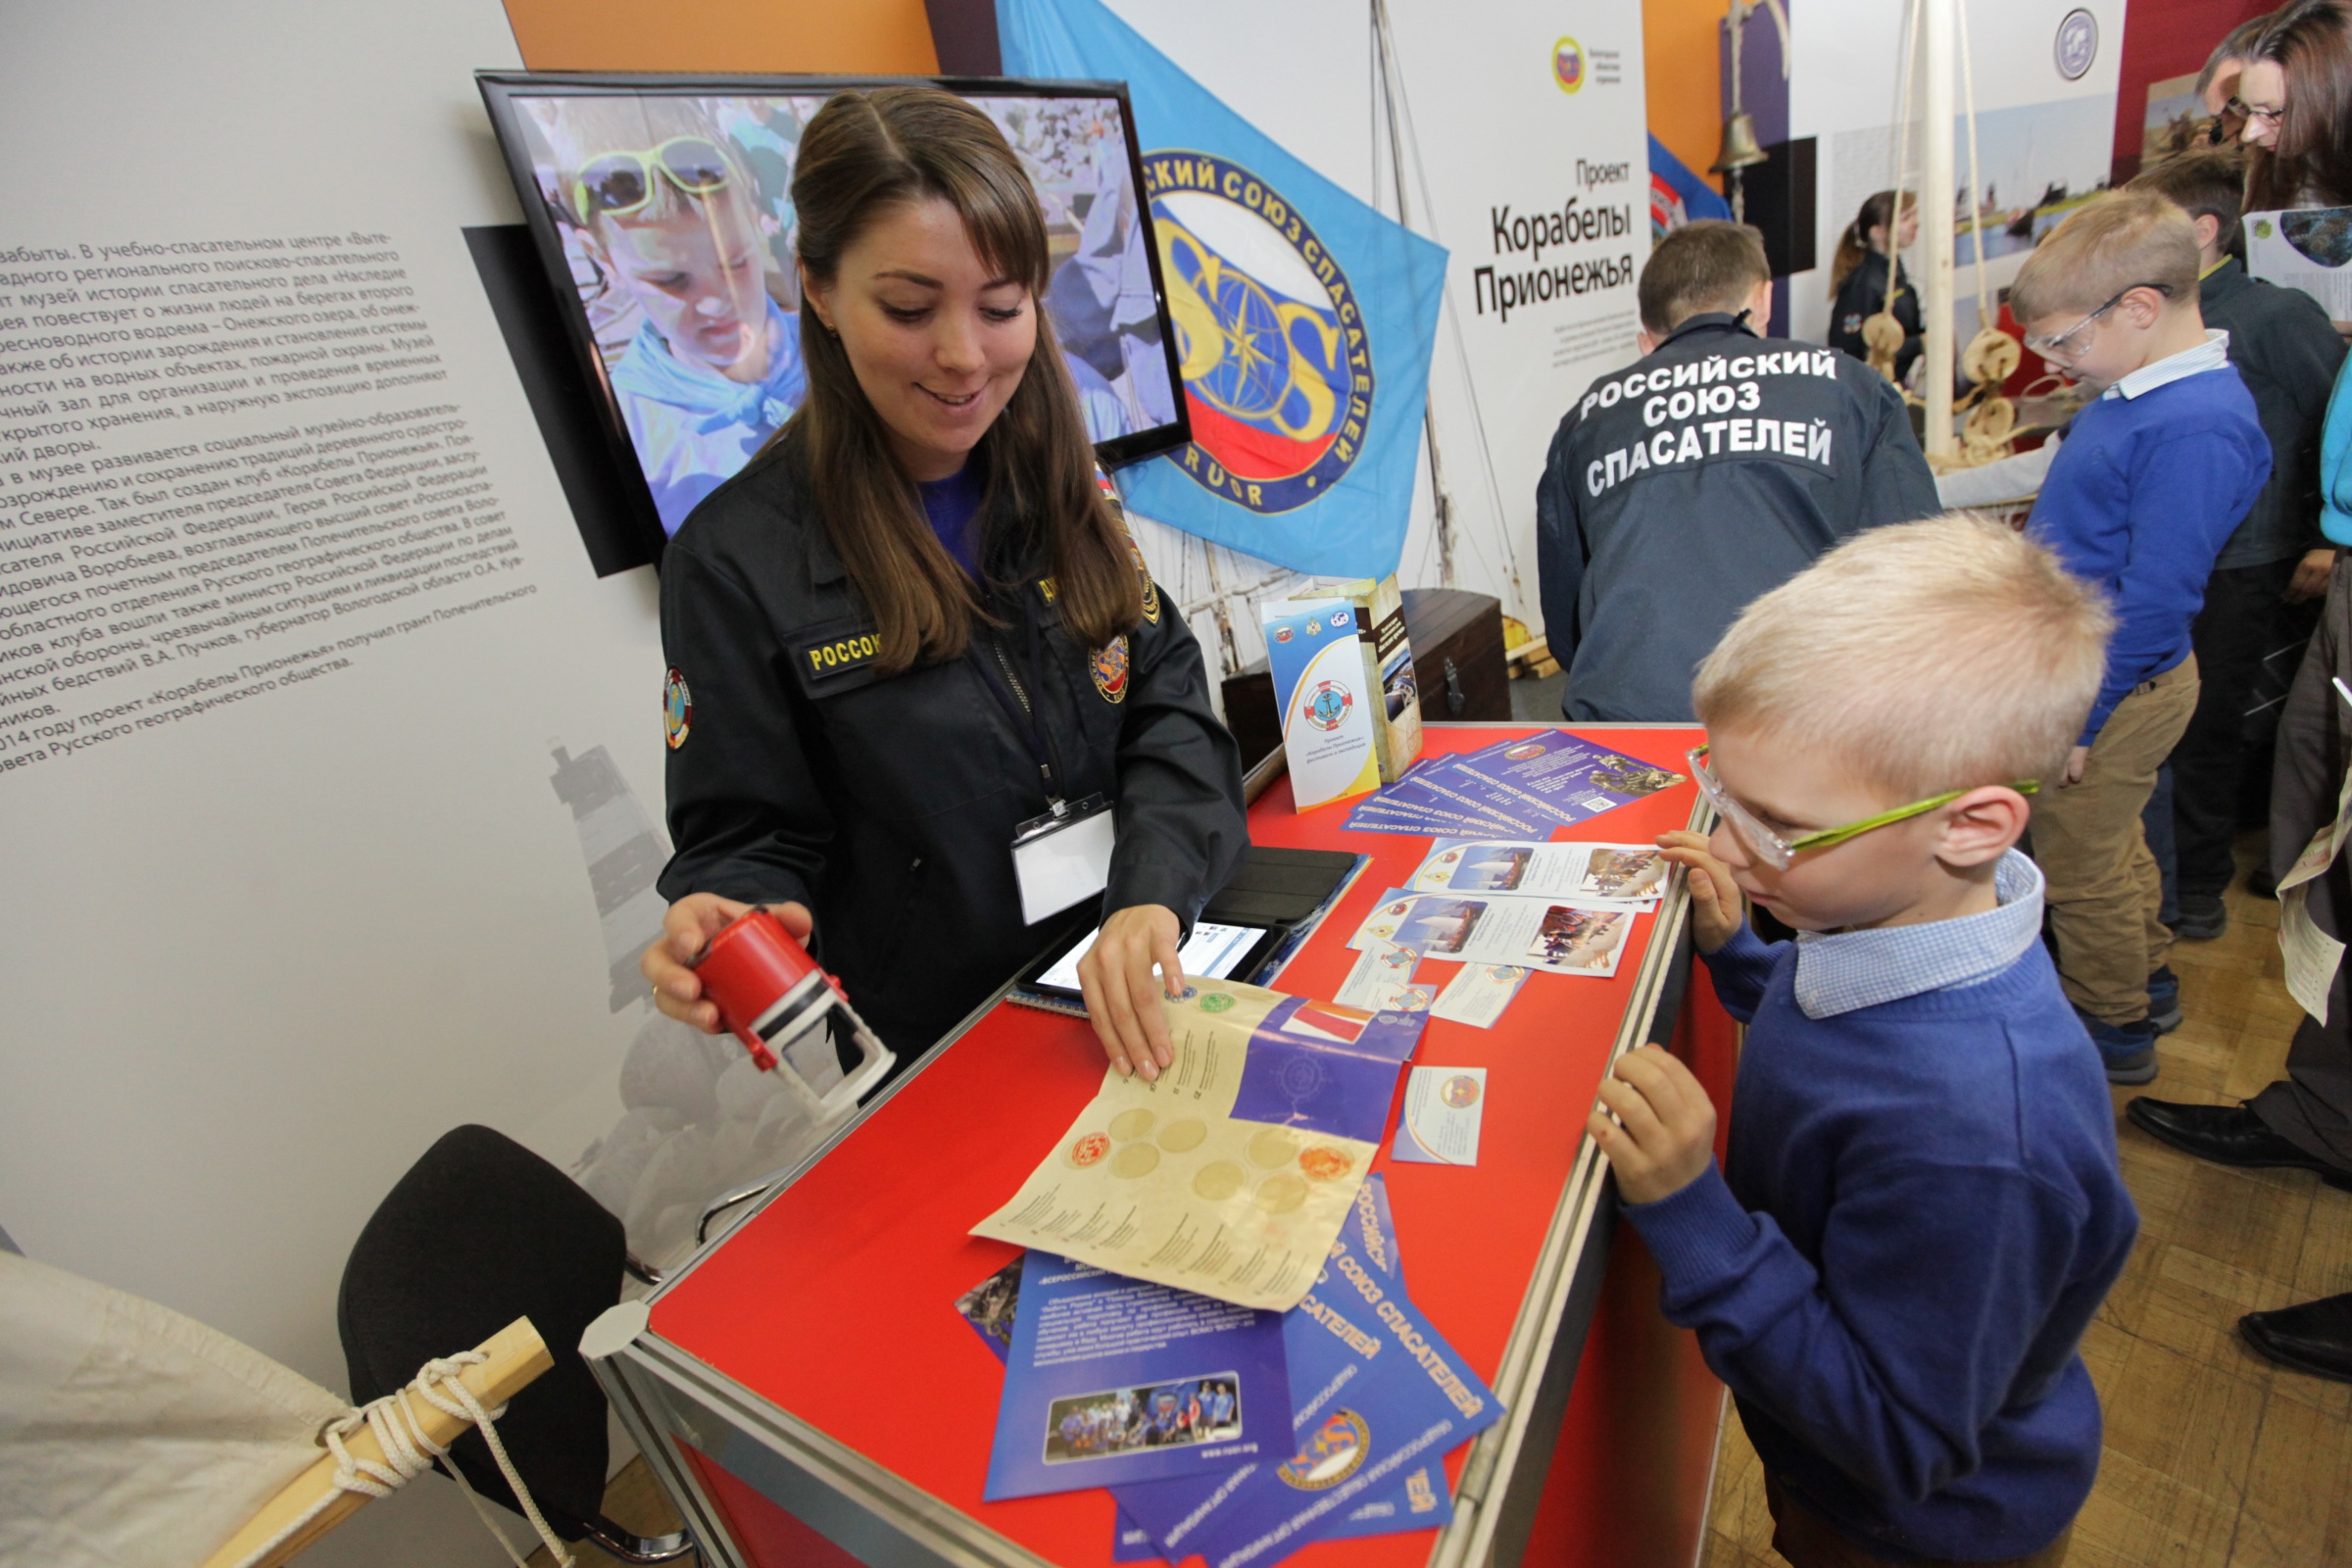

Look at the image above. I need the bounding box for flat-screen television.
[477,72,1191,570]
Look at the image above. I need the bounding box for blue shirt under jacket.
[2026,337,2267,744]
[1620,864,2137,1563]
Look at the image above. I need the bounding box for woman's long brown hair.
[2245,0,2352,211]
[1827,189,1913,299]
[775,86,1141,673]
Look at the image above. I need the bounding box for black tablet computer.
[1022,919,1285,1001]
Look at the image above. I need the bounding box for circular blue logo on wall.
[2055,9,2098,81]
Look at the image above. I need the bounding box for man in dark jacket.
[2127,153,2344,941]
[1536,221,1939,721]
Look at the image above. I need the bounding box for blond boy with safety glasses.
[1594,514,2138,1568]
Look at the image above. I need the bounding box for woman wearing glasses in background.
[2236,0,2352,211]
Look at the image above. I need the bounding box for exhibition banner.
[1784,0,2125,347]
[999,0,1448,579]
[1375,0,1650,626]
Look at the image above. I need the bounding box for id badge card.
[1013,793,1116,926]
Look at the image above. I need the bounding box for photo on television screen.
[478,74,1190,570]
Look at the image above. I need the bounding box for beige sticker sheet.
[970,983,1383,1312]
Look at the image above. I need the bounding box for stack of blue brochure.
[1342,731,1686,839]
[956,1175,1502,1566]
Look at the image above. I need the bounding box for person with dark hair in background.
[638,86,1246,1087]
[1535,220,1938,723]
[2124,151,2342,945]
[2239,0,2352,210]
[2196,14,2276,145]
[1827,190,1924,385]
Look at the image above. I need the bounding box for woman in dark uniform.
[640,87,1246,1085]
[1828,189,1923,384]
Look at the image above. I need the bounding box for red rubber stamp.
[689,908,895,1116]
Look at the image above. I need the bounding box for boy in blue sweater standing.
[1598,515,2137,1566]
[2008,190,2270,1082]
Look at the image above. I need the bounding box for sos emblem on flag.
[1147,151,1372,514]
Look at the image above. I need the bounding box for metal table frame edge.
[587,724,1708,1568]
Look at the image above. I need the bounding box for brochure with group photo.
[979,1253,1290,1501]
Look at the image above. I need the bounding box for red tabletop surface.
[651,724,1705,1566]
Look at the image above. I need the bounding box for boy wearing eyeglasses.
[534,101,808,535]
[1595,515,2138,1568]
[2007,190,2269,1082]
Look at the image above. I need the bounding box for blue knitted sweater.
[1621,923,2137,1561]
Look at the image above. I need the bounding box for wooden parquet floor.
[1700,843,2352,1568]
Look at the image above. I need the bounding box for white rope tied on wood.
[231,1351,575,1568]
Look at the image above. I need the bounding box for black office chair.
[339,1124,692,1564]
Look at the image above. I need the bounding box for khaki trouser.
[2031,656,2201,1026]
[1764,1473,2073,1567]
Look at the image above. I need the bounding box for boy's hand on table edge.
[1656,830,1741,955]
[1589,1045,1718,1206]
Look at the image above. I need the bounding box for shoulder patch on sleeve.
[1123,532,1160,623]
[663,667,693,750]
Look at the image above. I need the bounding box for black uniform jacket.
[2199,256,2346,569]
[656,443,1248,1059]
[1535,314,1939,722]
[1829,251,1924,385]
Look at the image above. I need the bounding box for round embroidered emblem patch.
[1092,636,1131,703]
[663,667,692,750]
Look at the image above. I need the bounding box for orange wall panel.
[502,0,940,74]
[1645,0,1727,196]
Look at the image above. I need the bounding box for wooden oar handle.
[198,1316,555,1568]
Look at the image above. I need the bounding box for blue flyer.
[1344,758,1543,833]
[1116,1177,1488,1564]
[981,1253,1292,1501]
[1446,732,1687,828]
[1365,761,1548,836]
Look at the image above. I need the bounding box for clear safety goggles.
[2023,281,2174,363]
[1687,745,2038,870]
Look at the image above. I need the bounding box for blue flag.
[1000,0,1447,578]
[1646,133,1732,240]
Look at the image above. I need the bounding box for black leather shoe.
[2242,1293,2352,1382]
[2124,1099,2352,1190]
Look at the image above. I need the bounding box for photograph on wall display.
[478,74,1191,568]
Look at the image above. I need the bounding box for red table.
[585,724,1738,1568]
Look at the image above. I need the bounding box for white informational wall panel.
[1103,0,1646,645]
[1787,0,2125,349]
[0,2,673,1561]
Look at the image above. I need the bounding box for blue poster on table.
[983,1253,1291,1501]
[1446,733,1687,828]
[1115,1176,1494,1564]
